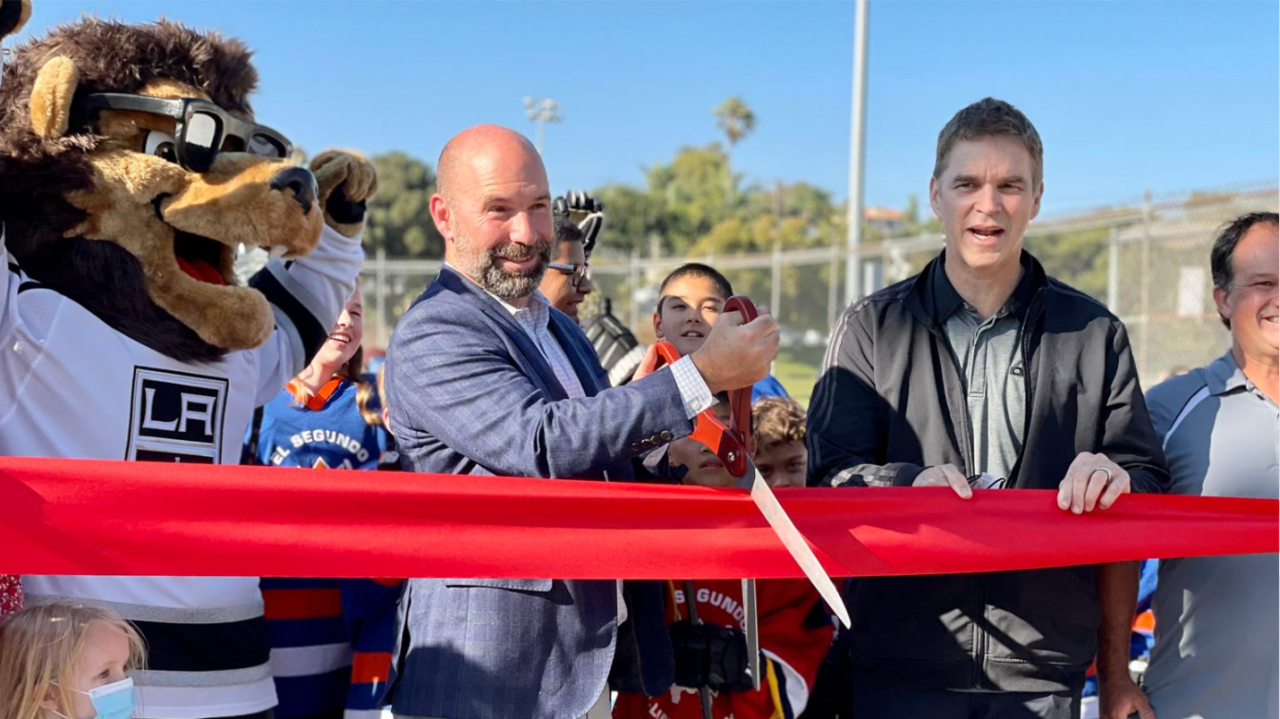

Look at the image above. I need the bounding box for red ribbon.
[0,457,1274,578]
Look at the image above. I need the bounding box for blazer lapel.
[435,266,569,401]
[548,313,605,397]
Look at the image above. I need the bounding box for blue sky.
[16,1,1279,216]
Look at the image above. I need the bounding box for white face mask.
[52,676,135,719]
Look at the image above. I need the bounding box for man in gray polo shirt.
[1143,211,1279,719]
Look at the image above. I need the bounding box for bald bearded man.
[384,126,780,719]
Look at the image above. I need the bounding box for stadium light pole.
[844,0,869,308]
[523,96,562,155]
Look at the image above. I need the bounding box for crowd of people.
[0,94,1275,719]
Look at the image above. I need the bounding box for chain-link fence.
[360,182,1277,403]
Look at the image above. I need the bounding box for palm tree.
[713,96,755,205]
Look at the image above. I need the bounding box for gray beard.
[454,233,551,303]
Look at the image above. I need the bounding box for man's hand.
[310,150,379,238]
[689,305,779,394]
[912,463,972,499]
[1057,452,1130,514]
[1099,674,1156,719]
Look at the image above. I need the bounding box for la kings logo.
[126,367,228,463]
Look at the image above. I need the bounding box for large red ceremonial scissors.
[639,295,851,628]
[638,295,757,477]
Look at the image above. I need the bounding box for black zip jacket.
[807,250,1170,693]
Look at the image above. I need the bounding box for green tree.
[591,184,667,256]
[712,96,756,205]
[364,151,441,258]
[1024,226,1110,300]
[645,144,733,253]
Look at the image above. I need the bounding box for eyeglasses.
[73,93,292,172]
[547,261,591,289]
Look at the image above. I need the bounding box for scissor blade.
[749,470,850,628]
[742,578,760,691]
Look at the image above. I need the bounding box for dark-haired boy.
[652,263,787,400]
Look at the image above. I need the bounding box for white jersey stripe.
[1162,385,1211,452]
[270,642,354,678]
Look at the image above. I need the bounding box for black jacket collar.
[909,249,1046,327]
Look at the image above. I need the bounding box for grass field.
[772,346,826,408]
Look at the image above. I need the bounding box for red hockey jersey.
[613,579,834,719]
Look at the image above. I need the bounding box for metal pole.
[844,0,869,307]
[771,244,783,321]
[1139,190,1153,377]
[1106,225,1118,311]
[828,244,840,334]
[628,249,640,332]
[682,580,714,719]
[375,245,388,349]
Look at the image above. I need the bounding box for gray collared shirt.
[942,300,1027,481]
[1142,351,1279,719]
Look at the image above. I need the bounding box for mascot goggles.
[74,93,292,172]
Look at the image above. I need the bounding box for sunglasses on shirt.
[73,93,292,173]
[547,261,591,289]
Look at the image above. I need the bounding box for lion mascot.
[0,6,377,718]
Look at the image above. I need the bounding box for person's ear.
[1030,181,1044,221]
[40,685,61,715]
[1213,285,1231,326]
[429,194,452,243]
[652,308,665,340]
[929,176,941,218]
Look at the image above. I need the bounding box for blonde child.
[0,602,145,719]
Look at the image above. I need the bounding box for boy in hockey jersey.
[612,401,835,719]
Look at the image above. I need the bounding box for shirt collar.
[932,250,1037,322]
[1206,350,1256,396]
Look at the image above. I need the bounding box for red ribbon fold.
[0,457,1274,578]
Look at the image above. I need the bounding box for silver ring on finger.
[1091,466,1113,483]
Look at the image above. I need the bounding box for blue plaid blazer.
[385,267,688,718]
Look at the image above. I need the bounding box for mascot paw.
[310,149,378,238]
[0,0,31,42]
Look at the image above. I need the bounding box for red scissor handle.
[636,295,757,478]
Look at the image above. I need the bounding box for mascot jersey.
[7,224,362,718]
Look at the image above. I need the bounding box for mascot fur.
[0,3,377,716]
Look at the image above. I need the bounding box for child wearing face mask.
[0,602,145,719]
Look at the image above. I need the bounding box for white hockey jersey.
[5,224,362,718]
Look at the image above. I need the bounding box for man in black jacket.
[807,98,1168,719]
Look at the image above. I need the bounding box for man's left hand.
[1057,452,1130,513]
[1099,675,1156,719]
